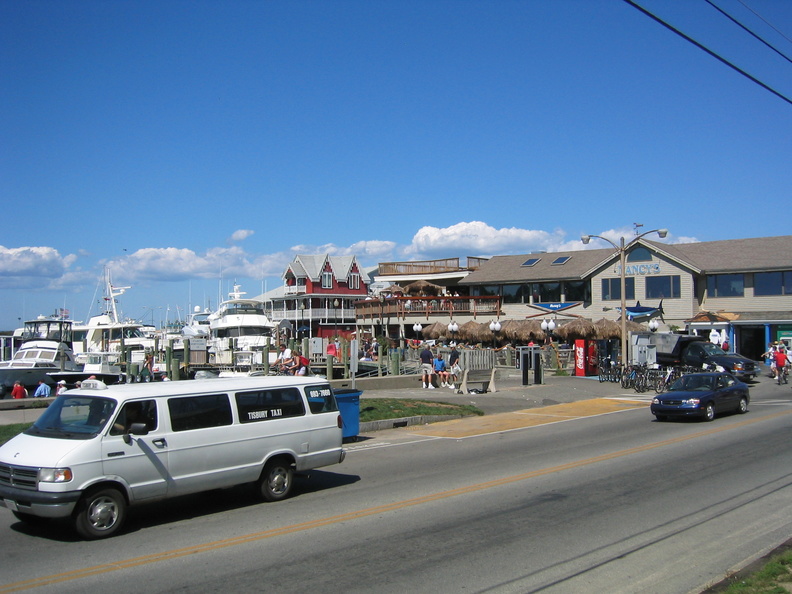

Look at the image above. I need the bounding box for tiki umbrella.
[458,320,485,342]
[556,318,597,341]
[516,319,546,343]
[594,318,621,340]
[421,321,447,340]
[499,319,522,341]
[383,284,404,295]
[403,280,443,296]
[624,320,646,334]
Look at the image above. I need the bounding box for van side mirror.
[123,422,150,444]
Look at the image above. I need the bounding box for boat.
[208,284,275,366]
[71,270,157,364]
[48,351,127,386]
[0,316,81,397]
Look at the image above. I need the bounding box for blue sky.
[2,0,791,330]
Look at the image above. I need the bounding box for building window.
[348,273,360,290]
[645,275,680,299]
[531,282,561,302]
[564,280,590,303]
[472,285,500,297]
[602,277,635,301]
[754,271,792,296]
[627,246,652,262]
[321,272,333,289]
[707,274,744,297]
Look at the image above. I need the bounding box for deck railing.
[354,295,501,320]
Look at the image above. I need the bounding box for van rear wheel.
[73,487,126,539]
[257,458,293,502]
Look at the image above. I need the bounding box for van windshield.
[25,395,117,440]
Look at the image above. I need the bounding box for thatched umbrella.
[458,320,485,342]
[421,321,448,340]
[403,280,443,296]
[556,318,597,341]
[517,319,547,343]
[594,318,621,339]
[383,284,404,295]
[624,320,646,333]
[499,319,522,341]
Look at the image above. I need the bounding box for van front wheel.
[73,487,127,539]
[257,458,293,502]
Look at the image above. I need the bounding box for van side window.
[168,394,232,431]
[236,388,305,423]
[305,385,339,414]
[109,400,158,436]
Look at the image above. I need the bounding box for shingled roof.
[459,235,792,285]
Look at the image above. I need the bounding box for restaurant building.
[457,235,792,361]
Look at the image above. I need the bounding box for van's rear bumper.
[0,484,81,518]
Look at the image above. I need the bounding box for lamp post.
[413,322,422,341]
[333,299,340,338]
[489,319,501,349]
[581,228,668,366]
[447,320,459,345]
[648,319,659,332]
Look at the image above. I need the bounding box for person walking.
[774,346,788,385]
[33,380,51,398]
[420,344,435,389]
[11,380,26,399]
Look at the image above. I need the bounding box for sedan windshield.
[24,395,117,440]
[669,375,715,392]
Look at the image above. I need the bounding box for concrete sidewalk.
[0,371,630,428]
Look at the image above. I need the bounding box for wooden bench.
[457,368,498,394]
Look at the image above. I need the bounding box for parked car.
[650,372,749,422]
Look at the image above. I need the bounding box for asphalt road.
[1,373,791,593]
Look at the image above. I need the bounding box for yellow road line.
[2,408,788,592]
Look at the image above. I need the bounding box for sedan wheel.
[702,402,715,422]
[737,397,748,414]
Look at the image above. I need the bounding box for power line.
[737,0,792,47]
[704,0,792,66]
[622,0,792,107]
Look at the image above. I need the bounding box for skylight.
[551,256,571,265]
[521,258,541,267]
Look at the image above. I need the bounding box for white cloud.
[404,221,562,258]
[229,229,255,243]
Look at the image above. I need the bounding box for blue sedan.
[651,372,749,422]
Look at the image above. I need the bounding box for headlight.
[652,397,660,404]
[733,363,744,371]
[684,398,701,406]
[38,468,73,483]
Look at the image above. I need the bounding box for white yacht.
[0,316,81,397]
[208,284,275,365]
[71,271,156,363]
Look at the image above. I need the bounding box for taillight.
[337,414,343,429]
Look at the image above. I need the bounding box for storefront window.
[501,284,531,304]
[707,274,744,297]
[645,275,680,299]
[754,271,792,296]
[602,277,635,301]
[564,280,590,303]
[531,282,561,302]
[472,285,500,297]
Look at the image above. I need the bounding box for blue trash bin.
[334,389,362,440]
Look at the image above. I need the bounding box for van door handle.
[152,438,167,448]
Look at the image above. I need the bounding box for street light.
[447,320,459,344]
[649,319,659,332]
[540,319,556,333]
[489,319,501,349]
[413,322,422,340]
[581,228,668,366]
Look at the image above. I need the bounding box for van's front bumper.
[0,484,81,518]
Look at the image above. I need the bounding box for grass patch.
[0,422,32,446]
[713,547,792,593]
[359,398,483,422]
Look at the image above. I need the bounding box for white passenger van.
[0,376,345,539]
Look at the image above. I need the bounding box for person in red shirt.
[773,347,788,385]
[11,380,26,399]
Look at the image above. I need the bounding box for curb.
[359,414,468,433]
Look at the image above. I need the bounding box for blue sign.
[531,302,581,313]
